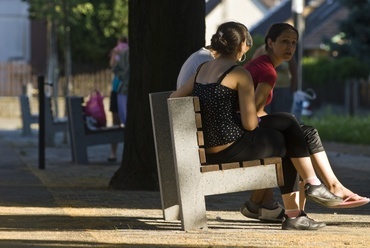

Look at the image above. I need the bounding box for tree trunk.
[109,0,205,190]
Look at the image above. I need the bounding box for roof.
[249,0,292,36]
[249,0,348,49]
[205,0,221,16]
[304,1,348,49]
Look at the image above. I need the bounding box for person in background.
[115,48,130,125]
[107,36,128,162]
[171,21,343,230]
[242,23,369,215]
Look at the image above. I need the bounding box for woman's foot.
[282,211,326,230]
[240,200,285,222]
[329,185,364,201]
[304,183,343,207]
[107,157,117,162]
[326,184,370,208]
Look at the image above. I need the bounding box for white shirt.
[176,47,214,89]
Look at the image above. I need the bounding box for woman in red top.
[243,23,369,214]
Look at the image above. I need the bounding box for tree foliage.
[23,0,128,66]
[330,0,370,64]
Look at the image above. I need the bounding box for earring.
[239,53,246,63]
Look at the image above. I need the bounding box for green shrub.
[302,114,370,145]
[302,56,369,86]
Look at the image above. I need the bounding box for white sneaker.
[259,203,285,222]
[240,201,285,222]
[240,201,259,219]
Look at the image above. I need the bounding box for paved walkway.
[0,117,370,247]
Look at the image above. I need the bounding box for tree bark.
[109,0,205,190]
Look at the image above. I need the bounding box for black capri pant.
[300,124,325,154]
[260,115,326,184]
[206,112,310,194]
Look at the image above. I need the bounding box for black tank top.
[193,65,245,148]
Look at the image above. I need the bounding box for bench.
[149,91,284,231]
[19,94,39,136]
[19,94,68,146]
[66,96,125,164]
[44,96,68,146]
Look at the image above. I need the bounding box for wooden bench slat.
[193,97,200,112]
[197,131,204,147]
[200,164,220,173]
[198,148,207,164]
[262,157,282,165]
[241,159,263,168]
[220,162,240,170]
[195,113,202,129]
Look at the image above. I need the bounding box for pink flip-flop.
[329,194,370,209]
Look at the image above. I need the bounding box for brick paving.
[0,117,370,247]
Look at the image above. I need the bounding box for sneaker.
[282,211,326,230]
[259,203,285,222]
[107,157,117,162]
[305,183,343,207]
[240,201,285,222]
[240,201,259,219]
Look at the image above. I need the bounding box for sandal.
[329,194,370,209]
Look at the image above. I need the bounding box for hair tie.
[218,31,223,38]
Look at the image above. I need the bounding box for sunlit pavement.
[1,117,370,247]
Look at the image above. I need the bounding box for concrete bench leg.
[19,95,37,136]
[168,97,208,231]
[74,146,88,164]
[149,92,180,221]
[21,118,32,136]
[176,165,208,231]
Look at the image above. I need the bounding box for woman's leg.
[259,113,342,207]
[259,113,317,180]
[109,91,119,161]
[301,125,368,202]
[311,152,358,199]
[117,93,128,125]
[206,126,297,195]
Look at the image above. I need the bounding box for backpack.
[85,90,107,128]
